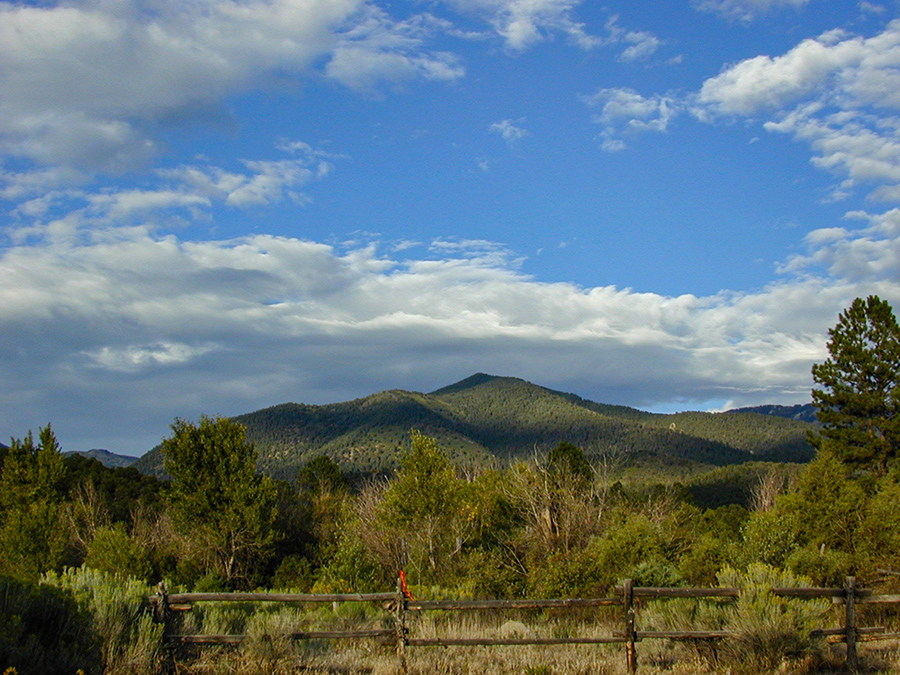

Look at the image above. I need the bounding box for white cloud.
[693,21,900,202]
[3,218,895,454]
[619,32,662,62]
[693,0,809,23]
[602,15,662,62]
[0,0,461,171]
[489,119,529,143]
[85,342,220,373]
[583,88,678,151]
[324,7,465,91]
[697,30,865,116]
[443,0,584,50]
[440,2,662,56]
[781,208,900,281]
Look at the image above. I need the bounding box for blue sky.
[3,0,900,456]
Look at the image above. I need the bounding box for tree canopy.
[811,295,900,475]
[161,415,278,587]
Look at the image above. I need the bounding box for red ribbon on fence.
[398,570,414,600]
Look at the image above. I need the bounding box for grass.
[163,601,900,675]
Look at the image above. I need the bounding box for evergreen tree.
[811,295,900,475]
[0,425,69,581]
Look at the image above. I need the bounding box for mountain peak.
[429,373,509,395]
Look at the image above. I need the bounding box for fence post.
[845,576,858,672]
[623,579,637,675]
[154,581,174,674]
[395,576,408,674]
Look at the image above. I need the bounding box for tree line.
[2,295,900,599]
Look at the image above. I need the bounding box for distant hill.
[65,449,138,468]
[728,403,818,424]
[133,374,816,480]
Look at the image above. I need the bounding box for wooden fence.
[150,576,900,673]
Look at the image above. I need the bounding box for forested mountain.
[727,403,818,423]
[64,449,137,468]
[133,374,815,480]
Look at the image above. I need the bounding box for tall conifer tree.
[811,295,900,475]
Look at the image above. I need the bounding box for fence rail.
[149,576,900,674]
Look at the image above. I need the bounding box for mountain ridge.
[132,373,816,479]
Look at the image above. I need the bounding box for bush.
[0,575,102,675]
[786,546,854,587]
[43,566,164,675]
[738,510,799,568]
[717,563,831,672]
[84,523,153,581]
[271,554,315,592]
[641,564,833,673]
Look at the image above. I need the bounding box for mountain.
[133,374,816,480]
[65,449,138,469]
[728,403,818,424]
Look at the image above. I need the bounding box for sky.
[3,0,900,456]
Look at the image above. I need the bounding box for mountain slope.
[65,449,137,468]
[133,373,815,480]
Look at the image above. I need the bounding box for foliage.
[369,431,465,585]
[777,452,870,553]
[61,454,164,524]
[811,295,900,476]
[0,426,69,581]
[547,442,592,483]
[44,566,164,675]
[161,416,278,588]
[686,462,801,509]
[84,523,153,581]
[738,509,800,568]
[0,575,102,675]
[717,563,830,672]
[855,473,900,577]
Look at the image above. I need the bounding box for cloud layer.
[3,2,900,456]
[3,209,895,454]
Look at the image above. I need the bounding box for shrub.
[786,546,854,587]
[271,554,315,592]
[43,566,164,675]
[84,523,153,581]
[717,563,831,672]
[0,575,102,675]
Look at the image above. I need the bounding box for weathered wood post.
[395,575,408,674]
[845,576,858,672]
[154,581,175,674]
[623,579,637,675]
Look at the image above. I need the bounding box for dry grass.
[165,609,900,675]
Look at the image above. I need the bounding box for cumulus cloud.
[0,0,460,172]
[695,21,900,202]
[781,208,900,281]
[2,215,892,454]
[583,88,678,151]
[693,0,809,23]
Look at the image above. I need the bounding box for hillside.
[133,374,815,480]
[728,403,818,424]
[64,449,137,469]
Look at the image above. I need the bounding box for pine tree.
[811,295,900,475]
[0,425,69,581]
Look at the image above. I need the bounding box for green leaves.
[812,295,900,475]
[0,425,69,581]
[160,416,278,588]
